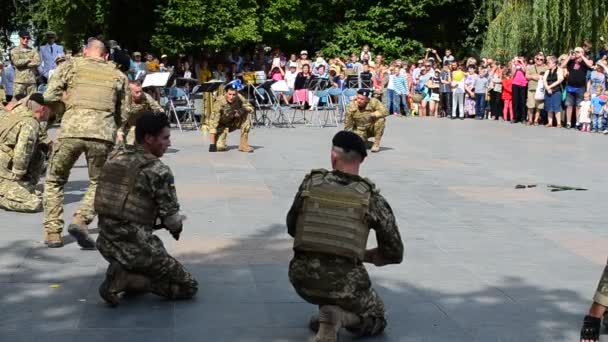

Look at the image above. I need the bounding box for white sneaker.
[603,130,608,135]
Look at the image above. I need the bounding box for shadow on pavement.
[0,224,593,341]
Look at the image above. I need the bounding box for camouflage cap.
[332,130,367,160]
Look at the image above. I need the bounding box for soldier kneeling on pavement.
[95,112,198,307]
[0,93,50,212]
[287,131,404,342]
[344,89,388,153]
[208,83,254,153]
[117,80,165,147]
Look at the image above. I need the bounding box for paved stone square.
[1,116,607,341]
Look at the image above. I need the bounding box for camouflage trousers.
[0,178,41,212]
[353,118,386,142]
[97,217,198,299]
[43,138,113,234]
[216,116,251,149]
[593,263,608,307]
[12,83,36,97]
[0,148,45,213]
[289,254,387,336]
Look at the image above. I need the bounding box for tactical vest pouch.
[94,155,157,225]
[294,176,371,261]
[68,59,117,112]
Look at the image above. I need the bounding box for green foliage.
[0,0,485,59]
[483,0,608,60]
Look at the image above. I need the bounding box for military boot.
[67,215,96,250]
[99,262,129,307]
[216,131,228,151]
[313,305,361,342]
[371,136,382,153]
[238,131,254,153]
[45,232,64,248]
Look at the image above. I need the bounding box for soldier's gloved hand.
[163,213,183,241]
[209,144,217,152]
[580,315,601,342]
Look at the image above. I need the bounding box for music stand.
[360,73,372,89]
[346,75,359,89]
[195,81,224,94]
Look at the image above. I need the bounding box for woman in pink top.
[511,57,528,123]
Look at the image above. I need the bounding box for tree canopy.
[0,0,605,61]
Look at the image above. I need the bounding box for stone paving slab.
[1,117,608,340]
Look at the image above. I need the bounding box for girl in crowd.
[464,65,478,117]
[427,69,441,117]
[578,92,592,132]
[543,55,564,127]
[502,68,514,122]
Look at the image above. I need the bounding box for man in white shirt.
[38,31,64,79]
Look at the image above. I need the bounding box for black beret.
[18,30,31,38]
[28,93,46,105]
[357,89,371,97]
[224,83,239,91]
[332,131,367,160]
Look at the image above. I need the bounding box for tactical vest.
[68,58,117,112]
[94,151,158,225]
[294,171,372,261]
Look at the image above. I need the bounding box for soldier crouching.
[344,89,389,153]
[207,83,254,153]
[287,131,404,341]
[0,93,50,213]
[95,113,197,306]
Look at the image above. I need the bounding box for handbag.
[430,93,440,101]
[534,80,545,100]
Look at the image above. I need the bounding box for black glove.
[209,144,217,152]
[170,229,182,241]
[580,315,601,341]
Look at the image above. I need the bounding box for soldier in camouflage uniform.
[580,262,608,341]
[344,89,389,153]
[96,113,197,306]
[10,31,41,96]
[42,39,128,249]
[208,83,254,153]
[287,131,404,342]
[118,80,164,147]
[0,93,50,212]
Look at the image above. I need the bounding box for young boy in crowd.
[591,89,607,132]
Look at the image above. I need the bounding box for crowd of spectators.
[4,35,608,134]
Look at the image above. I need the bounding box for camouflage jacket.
[208,94,253,134]
[121,93,164,135]
[287,169,403,293]
[43,56,129,143]
[10,46,41,85]
[0,104,40,180]
[344,98,388,131]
